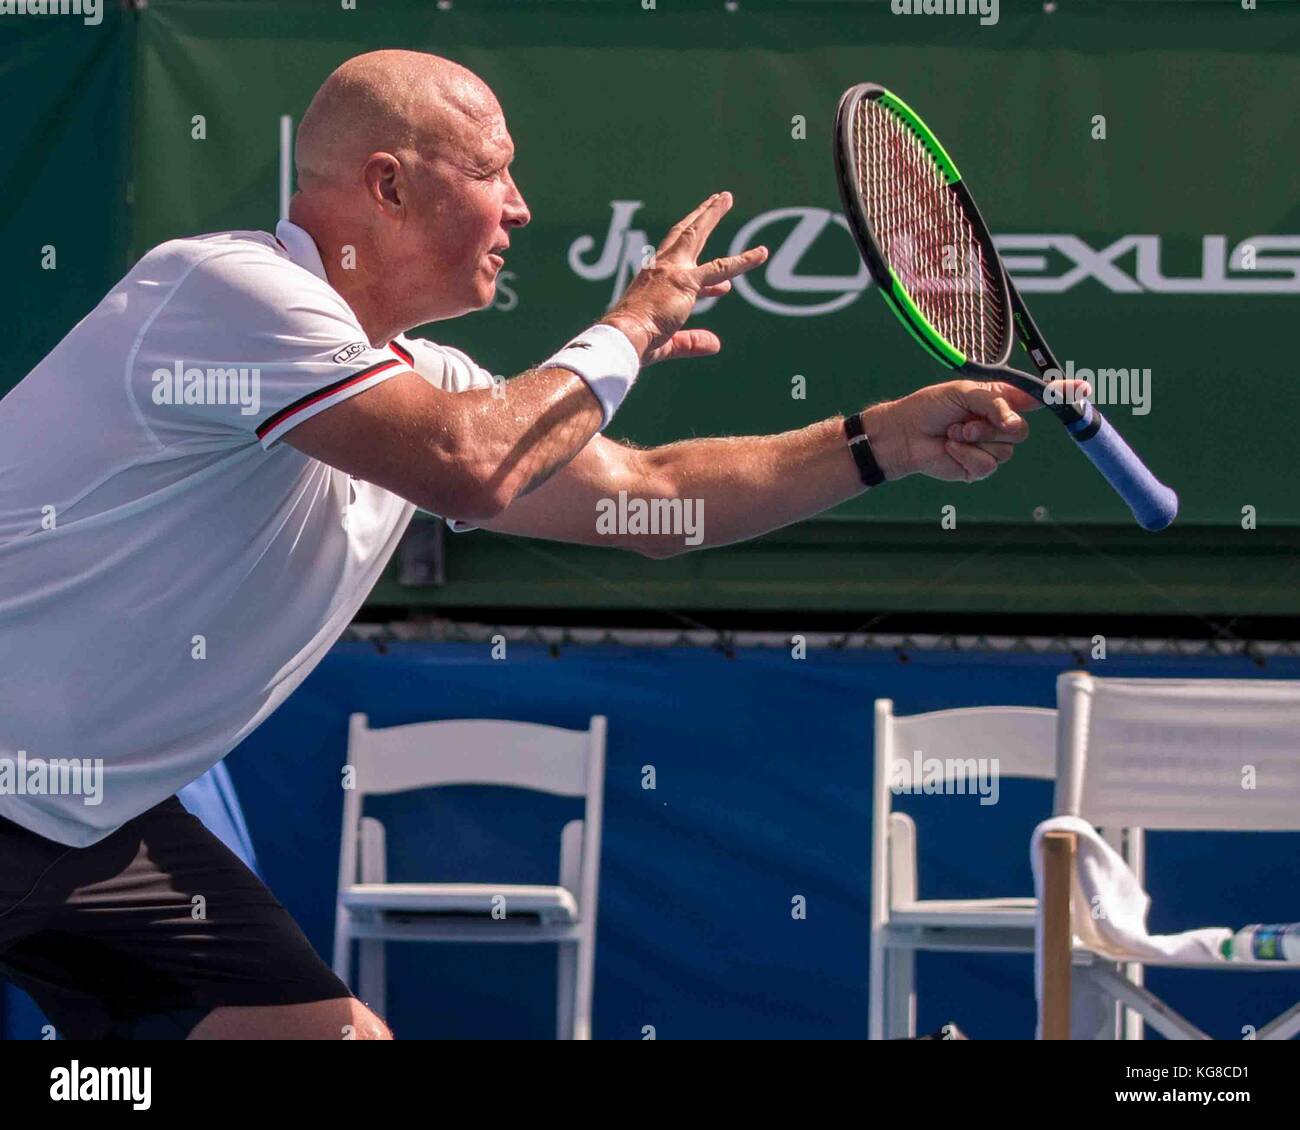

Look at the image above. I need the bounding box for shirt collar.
[274,219,329,284]
[274,218,406,352]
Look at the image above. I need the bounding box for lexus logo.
[568,201,1300,316]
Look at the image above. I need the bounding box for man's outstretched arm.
[476,378,1070,558]
[283,192,766,522]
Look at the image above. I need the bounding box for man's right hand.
[860,377,1091,484]
[601,191,768,367]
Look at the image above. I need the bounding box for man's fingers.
[943,439,1004,480]
[957,382,1029,428]
[644,328,721,366]
[982,383,1042,414]
[695,245,768,286]
[697,279,732,299]
[1042,378,1093,406]
[946,416,1027,445]
[669,328,721,357]
[659,194,718,252]
[977,441,1015,464]
[661,191,733,259]
[984,396,1027,435]
[974,378,1093,414]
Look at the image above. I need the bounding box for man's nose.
[504,173,530,228]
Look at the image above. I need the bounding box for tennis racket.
[833,83,1178,531]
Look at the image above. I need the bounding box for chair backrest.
[871,699,1056,925]
[347,715,597,798]
[879,702,1058,784]
[338,714,607,894]
[1055,672,1300,831]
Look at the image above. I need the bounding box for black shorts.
[0,795,352,1039]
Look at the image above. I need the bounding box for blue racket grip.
[1066,402,1178,531]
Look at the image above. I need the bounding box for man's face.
[402,113,529,321]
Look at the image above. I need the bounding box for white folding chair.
[871,700,1057,1040]
[1041,672,1300,1041]
[332,714,606,1040]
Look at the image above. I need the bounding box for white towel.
[1030,816,1230,1038]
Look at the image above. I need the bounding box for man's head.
[291,50,529,341]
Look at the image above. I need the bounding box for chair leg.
[885,946,915,1039]
[1257,1000,1300,1041]
[869,933,886,1040]
[1121,961,1145,1040]
[1071,966,1123,1039]
[573,930,596,1041]
[1040,831,1075,1039]
[332,911,352,987]
[556,941,578,1040]
[358,938,386,1019]
[1085,965,1209,1040]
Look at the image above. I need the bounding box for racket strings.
[854,99,1005,364]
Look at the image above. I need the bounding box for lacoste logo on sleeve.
[565,341,592,351]
[333,342,368,364]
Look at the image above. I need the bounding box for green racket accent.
[878,289,951,367]
[877,91,962,186]
[888,270,967,367]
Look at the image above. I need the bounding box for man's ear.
[364,153,403,211]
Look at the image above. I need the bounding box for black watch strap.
[844,412,886,487]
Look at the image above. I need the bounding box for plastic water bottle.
[1221,924,1300,962]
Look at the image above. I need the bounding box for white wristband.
[540,323,641,429]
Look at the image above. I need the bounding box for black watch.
[844,412,886,487]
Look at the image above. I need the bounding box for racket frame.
[832,82,1094,434]
[832,81,1177,530]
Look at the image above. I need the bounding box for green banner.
[5,1,1299,616]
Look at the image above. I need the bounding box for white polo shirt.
[0,220,494,846]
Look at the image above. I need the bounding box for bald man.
[0,50,1050,1040]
